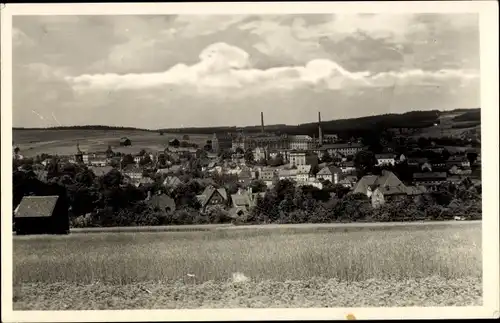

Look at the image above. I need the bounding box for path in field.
[67,220,481,234]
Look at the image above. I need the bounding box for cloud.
[66,42,478,96]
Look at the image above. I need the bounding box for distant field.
[13,222,482,309]
[412,111,481,139]
[12,129,212,157]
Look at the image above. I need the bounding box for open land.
[12,129,212,157]
[13,221,482,309]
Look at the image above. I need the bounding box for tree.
[138,149,147,157]
[466,152,478,165]
[235,147,245,155]
[354,150,377,177]
[248,179,267,193]
[321,150,333,163]
[105,145,114,158]
[183,134,190,141]
[244,148,254,164]
[218,149,232,160]
[121,154,135,168]
[139,154,152,166]
[159,131,164,136]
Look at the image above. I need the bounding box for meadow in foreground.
[13,223,482,309]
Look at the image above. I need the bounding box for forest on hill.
[13,108,480,139]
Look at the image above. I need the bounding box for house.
[316,165,342,184]
[253,147,269,162]
[421,162,433,172]
[407,157,429,167]
[122,166,143,180]
[196,185,229,212]
[339,161,356,174]
[412,172,447,188]
[146,191,176,213]
[322,142,365,157]
[14,195,70,235]
[134,155,142,164]
[278,168,298,181]
[446,156,470,168]
[163,176,182,189]
[134,177,154,187]
[352,170,405,197]
[34,170,48,182]
[259,168,278,187]
[338,175,357,188]
[120,137,131,146]
[431,161,446,170]
[296,165,312,182]
[375,153,397,166]
[289,150,318,167]
[296,178,323,190]
[89,166,113,177]
[229,187,264,218]
[237,170,253,185]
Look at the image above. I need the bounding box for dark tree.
[354,150,377,177]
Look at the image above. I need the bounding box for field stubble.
[13,224,482,309]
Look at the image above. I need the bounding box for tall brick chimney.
[261,112,265,133]
[318,111,323,147]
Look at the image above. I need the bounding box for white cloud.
[66,42,479,96]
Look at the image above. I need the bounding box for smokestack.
[261,112,265,133]
[318,111,323,146]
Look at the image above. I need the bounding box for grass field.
[13,222,482,309]
[12,129,212,157]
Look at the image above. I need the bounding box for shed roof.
[14,196,59,218]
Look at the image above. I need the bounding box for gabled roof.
[413,172,447,179]
[231,193,252,208]
[374,185,408,196]
[14,196,59,218]
[163,176,182,187]
[317,166,342,176]
[353,171,404,194]
[375,153,396,159]
[198,185,228,208]
[90,166,113,177]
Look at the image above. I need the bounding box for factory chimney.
[318,111,323,147]
[261,112,265,134]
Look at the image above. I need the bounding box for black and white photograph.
[1,1,499,321]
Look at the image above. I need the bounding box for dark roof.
[90,166,113,177]
[198,186,228,208]
[148,194,176,211]
[413,172,447,179]
[14,196,59,218]
[322,143,364,149]
[353,171,404,195]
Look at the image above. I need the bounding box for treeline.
[13,125,154,132]
[13,159,481,228]
[246,179,481,224]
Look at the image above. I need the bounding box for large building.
[212,133,233,152]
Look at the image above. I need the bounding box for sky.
[12,14,480,129]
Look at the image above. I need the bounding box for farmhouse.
[196,186,229,212]
[120,137,131,146]
[412,172,447,188]
[229,188,264,218]
[353,170,405,198]
[375,153,397,166]
[14,195,70,235]
[316,165,342,184]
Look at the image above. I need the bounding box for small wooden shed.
[120,137,132,146]
[14,195,70,235]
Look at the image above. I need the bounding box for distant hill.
[14,108,480,138]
